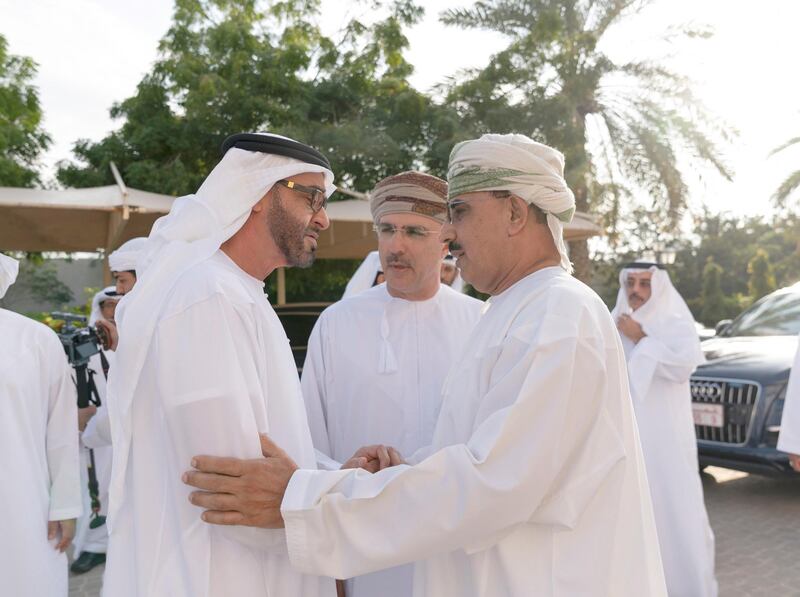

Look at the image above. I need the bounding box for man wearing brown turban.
[301,171,483,597]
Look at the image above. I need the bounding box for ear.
[252,190,271,213]
[507,195,529,236]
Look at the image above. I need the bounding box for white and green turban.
[447,133,576,273]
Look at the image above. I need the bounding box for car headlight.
[763,383,788,448]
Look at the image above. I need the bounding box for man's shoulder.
[438,285,483,310]
[511,272,614,339]
[163,257,257,318]
[0,309,62,351]
[550,274,606,308]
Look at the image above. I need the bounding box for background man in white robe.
[0,253,82,596]
[611,262,717,596]
[184,133,668,596]
[73,241,150,584]
[103,132,343,596]
[342,250,383,298]
[109,237,147,295]
[78,237,147,456]
[302,171,483,597]
[71,286,121,575]
[777,338,800,471]
[440,254,464,292]
[72,236,146,544]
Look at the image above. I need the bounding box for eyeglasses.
[276,179,328,213]
[446,199,468,224]
[447,191,511,223]
[373,223,439,241]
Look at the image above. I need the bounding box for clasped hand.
[617,314,646,343]
[182,435,404,529]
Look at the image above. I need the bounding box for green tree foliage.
[56,0,435,195]
[265,258,362,302]
[699,256,726,326]
[770,134,800,209]
[439,0,732,279]
[747,248,776,301]
[0,35,51,187]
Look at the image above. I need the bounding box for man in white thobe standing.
[777,335,800,471]
[74,239,146,574]
[102,132,342,597]
[0,253,82,596]
[185,133,668,596]
[611,261,717,597]
[77,237,147,458]
[71,285,121,575]
[302,171,482,597]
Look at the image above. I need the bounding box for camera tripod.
[74,356,108,530]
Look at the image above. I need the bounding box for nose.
[313,206,330,231]
[439,221,455,245]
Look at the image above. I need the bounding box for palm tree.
[770,136,800,208]
[440,0,732,280]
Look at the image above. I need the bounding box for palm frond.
[773,170,800,207]
[770,136,800,157]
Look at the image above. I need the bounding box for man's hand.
[95,318,118,351]
[183,434,297,529]
[78,405,97,432]
[617,314,646,343]
[48,519,76,552]
[789,453,800,473]
[341,445,405,472]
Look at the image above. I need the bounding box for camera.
[52,312,105,367]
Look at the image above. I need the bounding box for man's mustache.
[628,292,644,303]
[448,242,462,252]
[386,255,412,268]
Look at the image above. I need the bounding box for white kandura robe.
[619,331,717,597]
[103,251,334,597]
[302,283,482,596]
[73,350,115,556]
[282,267,667,597]
[0,309,82,597]
[777,335,800,455]
[613,267,717,597]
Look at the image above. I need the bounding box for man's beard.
[268,191,317,268]
[627,292,645,308]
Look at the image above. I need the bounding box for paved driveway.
[703,467,800,596]
[69,467,800,597]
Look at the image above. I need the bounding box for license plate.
[693,403,724,428]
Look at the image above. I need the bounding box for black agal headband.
[623,262,666,270]
[221,132,331,170]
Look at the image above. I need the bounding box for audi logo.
[691,381,723,399]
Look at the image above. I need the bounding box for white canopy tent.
[0,184,602,302]
[317,199,602,256]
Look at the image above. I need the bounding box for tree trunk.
[563,110,593,283]
[569,239,591,283]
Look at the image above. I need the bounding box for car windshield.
[723,287,800,337]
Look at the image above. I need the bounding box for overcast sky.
[2,0,798,218]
